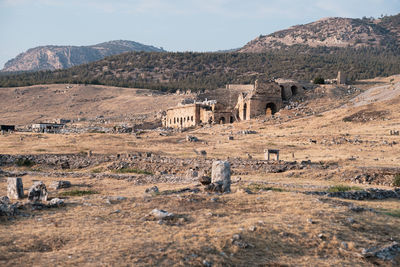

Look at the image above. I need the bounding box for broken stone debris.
[0,196,17,216]
[362,242,400,261]
[186,135,199,142]
[150,209,175,220]
[28,181,48,203]
[50,180,72,190]
[48,198,65,207]
[199,176,211,185]
[145,186,159,194]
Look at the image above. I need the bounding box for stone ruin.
[163,78,306,129]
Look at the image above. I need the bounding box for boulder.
[48,198,64,207]
[211,161,231,193]
[0,196,17,216]
[28,181,48,203]
[186,135,199,142]
[150,209,175,220]
[7,177,24,199]
[145,186,159,194]
[50,180,72,190]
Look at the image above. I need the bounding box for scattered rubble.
[307,188,400,200]
[362,242,400,261]
[0,196,17,216]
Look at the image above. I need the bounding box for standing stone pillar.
[211,161,231,193]
[7,177,24,199]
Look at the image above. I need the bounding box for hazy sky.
[0,0,399,68]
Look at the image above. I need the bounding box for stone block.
[211,161,231,193]
[7,177,24,200]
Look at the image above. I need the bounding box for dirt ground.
[0,77,400,266]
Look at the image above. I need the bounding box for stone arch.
[180,118,183,127]
[280,85,287,101]
[266,102,277,116]
[219,117,225,124]
[230,116,234,123]
[291,85,298,96]
[191,116,193,122]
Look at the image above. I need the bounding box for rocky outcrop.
[2,40,165,72]
[240,15,400,52]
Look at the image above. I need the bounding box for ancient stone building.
[163,100,236,128]
[235,80,283,120]
[163,79,305,128]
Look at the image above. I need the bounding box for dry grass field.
[0,76,400,266]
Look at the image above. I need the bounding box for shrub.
[327,185,362,192]
[16,158,35,167]
[114,168,152,175]
[394,174,400,187]
[60,190,98,197]
[91,168,103,174]
[313,77,325,84]
[245,183,285,192]
[383,209,400,218]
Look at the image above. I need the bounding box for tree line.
[1,45,400,92]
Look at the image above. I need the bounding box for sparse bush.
[114,168,152,175]
[313,77,325,84]
[91,168,104,174]
[60,190,98,197]
[383,209,400,218]
[245,183,285,192]
[327,185,362,192]
[16,158,35,167]
[393,174,400,187]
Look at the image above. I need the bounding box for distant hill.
[2,40,165,72]
[1,14,400,91]
[240,14,400,52]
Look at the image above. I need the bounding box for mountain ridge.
[239,14,400,52]
[2,40,165,72]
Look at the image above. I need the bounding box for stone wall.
[164,104,200,128]
[226,84,254,91]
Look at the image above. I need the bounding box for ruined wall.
[164,104,199,128]
[226,84,254,91]
[200,107,213,124]
[236,81,283,120]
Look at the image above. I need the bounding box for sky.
[0,0,399,68]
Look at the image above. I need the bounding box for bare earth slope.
[0,84,189,125]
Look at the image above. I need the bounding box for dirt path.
[347,78,400,107]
